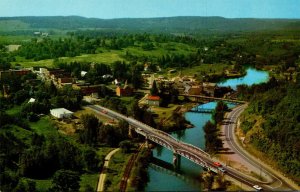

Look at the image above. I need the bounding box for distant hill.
[0,16,300,33]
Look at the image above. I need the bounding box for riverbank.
[145,67,272,191]
[151,103,196,132]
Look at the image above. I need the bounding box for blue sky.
[0,0,299,19]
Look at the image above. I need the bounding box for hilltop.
[0,16,300,33]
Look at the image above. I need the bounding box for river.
[145,68,269,191]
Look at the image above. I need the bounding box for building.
[57,77,75,88]
[147,96,161,107]
[73,84,102,96]
[50,108,73,119]
[116,85,133,97]
[202,82,217,97]
[0,69,31,80]
[188,85,202,95]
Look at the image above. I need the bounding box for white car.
[253,185,262,191]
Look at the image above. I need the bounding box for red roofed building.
[116,85,133,97]
[147,95,161,107]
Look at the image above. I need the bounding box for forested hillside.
[0,16,300,32]
[239,80,300,180]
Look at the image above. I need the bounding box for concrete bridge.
[88,105,266,190]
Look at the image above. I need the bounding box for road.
[97,148,120,192]
[87,104,283,191]
[223,104,299,191]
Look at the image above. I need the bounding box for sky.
[0,0,299,19]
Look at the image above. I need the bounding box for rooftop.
[147,95,160,101]
[50,108,73,114]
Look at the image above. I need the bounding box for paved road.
[97,148,120,192]
[88,105,282,191]
[223,104,299,191]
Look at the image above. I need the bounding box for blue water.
[217,68,269,90]
[145,68,269,191]
[146,102,236,191]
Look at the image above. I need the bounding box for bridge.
[179,94,246,104]
[87,105,266,190]
[189,107,214,113]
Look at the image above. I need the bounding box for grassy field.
[165,63,229,78]
[35,179,52,192]
[151,104,180,125]
[80,173,99,191]
[6,105,22,116]
[29,116,59,136]
[14,41,198,68]
[105,150,132,191]
[15,51,125,68]
[124,42,196,58]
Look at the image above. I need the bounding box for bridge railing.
[182,143,210,158]
[94,105,210,159]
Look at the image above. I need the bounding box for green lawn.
[29,116,59,136]
[80,173,99,191]
[168,63,229,78]
[6,105,22,116]
[0,125,32,145]
[35,179,52,192]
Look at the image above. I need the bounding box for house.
[188,85,202,95]
[116,85,133,97]
[147,96,161,107]
[0,69,31,80]
[57,77,75,88]
[203,82,217,97]
[73,84,102,96]
[50,108,73,119]
[28,98,36,103]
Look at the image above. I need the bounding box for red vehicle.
[213,162,222,167]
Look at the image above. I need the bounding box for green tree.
[150,80,159,96]
[131,65,143,89]
[83,148,99,171]
[51,170,80,192]
[213,101,228,124]
[13,89,29,104]
[80,114,100,146]
[119,140,133,153]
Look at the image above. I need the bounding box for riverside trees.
[203,101,228,153]
[240,81,300,178]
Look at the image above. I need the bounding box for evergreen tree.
[150,80,159,96]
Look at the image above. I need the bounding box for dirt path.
[97,148,120,192]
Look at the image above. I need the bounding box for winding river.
[145,68,269,191]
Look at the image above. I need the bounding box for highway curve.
[223,104,299,191]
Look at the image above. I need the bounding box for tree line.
[238,80,300,179]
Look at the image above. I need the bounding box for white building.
[50,108,73,119]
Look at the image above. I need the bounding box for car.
[218,167,226,173]
[213,162,222,167]
[253,185,263,191]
